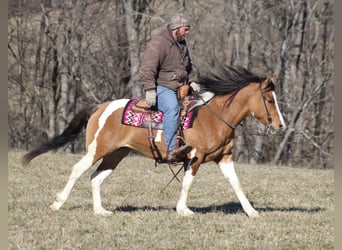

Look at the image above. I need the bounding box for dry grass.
[8,151,334,249]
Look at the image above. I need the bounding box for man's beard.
[175,29,185,42]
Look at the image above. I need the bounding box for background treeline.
[8,0,334,168]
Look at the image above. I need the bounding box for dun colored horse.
[22,65,286,218]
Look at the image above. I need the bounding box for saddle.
[121,91,215,162]
[121,96,198,130]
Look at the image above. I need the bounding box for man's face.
[175,26,190,42]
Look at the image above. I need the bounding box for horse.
[22,64,286,218]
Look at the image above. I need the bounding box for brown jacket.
[139,25,197,91]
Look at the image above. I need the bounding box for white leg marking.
[176,167,195,216]
[272,92,286,129]
[92,169,113,216]
[219,162,259,218]
[50,99,130,212]
[50,152,95,211]
[189,148,197,159]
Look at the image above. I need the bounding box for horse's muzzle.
[266,123,286,135]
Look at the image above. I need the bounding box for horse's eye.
[267,99,275,104]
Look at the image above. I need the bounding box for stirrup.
[167,144,193,161]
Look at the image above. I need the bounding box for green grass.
[8,151,334,249]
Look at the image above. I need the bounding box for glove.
[190,82,201,93]
[145,89,156,107]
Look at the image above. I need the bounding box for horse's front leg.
[219,155,259,218]
[176,154,200,216]
[176,165,196,216]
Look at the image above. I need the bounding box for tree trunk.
[59,24,71,135]
[124,0,142,98]
[274,79,326,164]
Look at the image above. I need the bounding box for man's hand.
[145,89,156,107]
[190,82,201,93]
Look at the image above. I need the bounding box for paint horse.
[22,65,286,218]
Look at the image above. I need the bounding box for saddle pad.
[121,98,198,130]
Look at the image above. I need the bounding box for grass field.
[8,151,334,249]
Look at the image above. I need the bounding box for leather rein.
[200,83,273,136]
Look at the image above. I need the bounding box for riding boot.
[167,144,193,161]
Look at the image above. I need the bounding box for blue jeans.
[157,85,180,151]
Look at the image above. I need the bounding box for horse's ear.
[262,75,276,89]
[269,75,276,83]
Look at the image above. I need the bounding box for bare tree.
[124,0,142,98]
[8,0,334,168]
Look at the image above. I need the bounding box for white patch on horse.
[272,92,286,129]
[190,148,197,158]
[91,169,114,215]
[176,167,195,216]
[155,130,163,142]
[90,99,130,153]
[99,99,130,129]
[219,161,259,218]
[49,99,130,213]
[51,153,95,211]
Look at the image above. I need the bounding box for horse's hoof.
[50,203,59,212]
[249,211,260,219]
[94,208,113,216]
[177,208,195,216]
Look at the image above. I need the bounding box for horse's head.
[198,64,286,134]
[250,76,286,134]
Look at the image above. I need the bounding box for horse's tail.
[22,105,98,166]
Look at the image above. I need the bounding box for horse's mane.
[198,63,267,95]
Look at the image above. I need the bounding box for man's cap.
[169,13,191,30]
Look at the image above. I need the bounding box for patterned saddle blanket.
[121,96,200,130]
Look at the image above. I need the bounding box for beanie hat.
[169,13,191,30]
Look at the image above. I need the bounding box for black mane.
[198,64,267,95]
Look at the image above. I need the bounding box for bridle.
[200,82,274,135]
[199,95,237,130]
[259,83,273,134]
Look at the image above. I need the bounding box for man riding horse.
[139,12,201,161]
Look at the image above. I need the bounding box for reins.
[200,83,273,136]
[199,94,237,129]
[157,83,274,191]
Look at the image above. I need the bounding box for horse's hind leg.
[91,148,131,216]
[50,152,96,212]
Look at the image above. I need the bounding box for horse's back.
[86,99,130,147]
